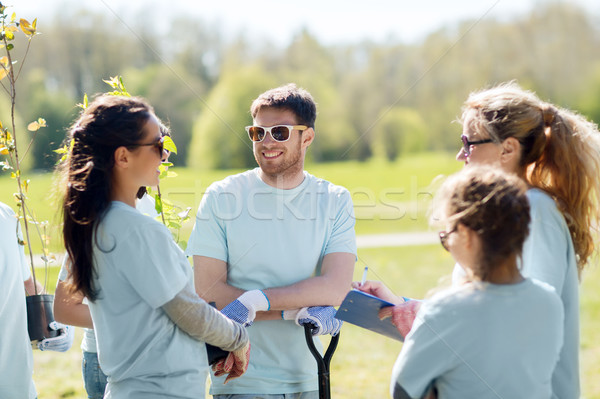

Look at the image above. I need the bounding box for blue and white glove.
[221,290,270,327]
[295,306,343,336]
[37,321,75,352]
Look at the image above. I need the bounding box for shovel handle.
[304,324,340,399]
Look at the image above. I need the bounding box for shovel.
[303,324,340,399]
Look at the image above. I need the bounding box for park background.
[1,0,600,397]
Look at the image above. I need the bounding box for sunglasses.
[438,227,457,251]
[461,135,494,157]
[136,136,165,157]
[246,125,308,142]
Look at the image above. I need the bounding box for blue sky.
[18,0,599,45]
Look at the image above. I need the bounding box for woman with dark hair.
[58,94,250,398]
[54,121,170,399]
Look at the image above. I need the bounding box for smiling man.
[186,83,357,398]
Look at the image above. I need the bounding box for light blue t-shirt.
[0,202,36,399]
[186,168,357,395]
[57,194,160,354]
[391,279,564,399]
[89,201,208,399]
[452,188,580,398]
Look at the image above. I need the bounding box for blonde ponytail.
[528,105,600,272]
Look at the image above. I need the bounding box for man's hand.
[37,321,75,352]
[221,290,270,327]
[296,306,343,336]
[212,341,251,384]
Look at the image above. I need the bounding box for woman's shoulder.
[526,188,566,221]
[526,188,556,208]
[422,284,479,313]
[104,201,166,233]
[527,188,559,212]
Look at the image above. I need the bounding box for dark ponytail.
[58,95,154,300]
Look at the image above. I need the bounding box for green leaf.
[6,44,13,51]
[154,193,163,214]
[163,136,177,154]
[103,76,120,88]
[77,93,89,109]
[167,221,182,229]
[118,76,130,95]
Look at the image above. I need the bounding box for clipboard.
[335,289,404,341]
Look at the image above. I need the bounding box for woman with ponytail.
[451,82,600,398]
[58,95,250,398]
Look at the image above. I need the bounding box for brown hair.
[436,166,531,281]
[250,83,317,128]
[462,82,600,272]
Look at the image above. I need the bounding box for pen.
[360,266,368,286]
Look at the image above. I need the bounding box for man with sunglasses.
[186,83,356,398]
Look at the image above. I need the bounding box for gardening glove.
[281,309,300,321]
[379,299,421,338]
[212,341,251,384]
[37,321,75,352]
[221,290,270,327]
[296,306,343,336]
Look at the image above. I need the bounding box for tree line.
[6,2,600,170]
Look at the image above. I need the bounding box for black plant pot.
[26,294,59,342]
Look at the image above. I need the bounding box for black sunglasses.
[245,125,307,142]
[135,136,165,157]
[461,135,494,157]
[438,227,457,251]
